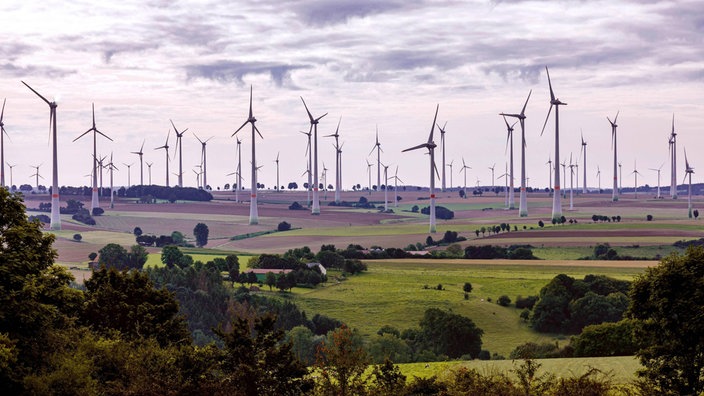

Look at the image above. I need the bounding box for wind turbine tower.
[581,132,587,193]
[500,90,531,216]
[274,152,280,192]
[501,116,517,210]
[370,127,382,191]
[0,99,8,188]
[155,131,170,187]
[438,122,447,192]
[325,116,342,203]
[107,154,117,208]
[31,164,43,190]
[22,81,60,230]
[170,120,188,187]
[73,103,112,212]
[684,148,694,218]
[650,163,664,199]
[540,67,566,222]
[146,162,153,185]
[670,115,678,199]
[631,161,641,199]
[608,112,620,201]
[233,86,263,225]
[131,140,145,186]
[301,97,327,215]
[403,105,440,233]
[460,158,471,198]
[195,134,212,189]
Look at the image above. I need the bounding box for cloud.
[185,60,311,87]
[289,0,413,26]
[0,63,75,79]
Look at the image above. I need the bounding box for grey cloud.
[290,0,413,26]
[185,60,311,87]
[0,63,75,79]
[0,43,36,61]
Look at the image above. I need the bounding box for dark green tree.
[82,267,191,346]
[215,315,311,395]
[463,282,473,294]
[98,243,130,270]
[314,325,369,396]
[161,245,184,268]
[628,246,704,394]
[265,272,277,291]
[193,222,209,247]
[419,308,484,359]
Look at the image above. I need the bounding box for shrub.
[72,208,96,225]
[497,295,511,306]
[646,214,653,221]
[515,295,538,310]
[133,226,143,236]
[288,201,303,210]
[411,205,419,213]
[73,233,82,242]
[278,221,292,231]
[88,252,98,261]
[91,207,104,216]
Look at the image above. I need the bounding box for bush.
[91,207,104,216]
[421,205,454,220]
[278,221,292,231]
[646,214,653,221]
[497,295,511,306]
[133,227,143,236]
[288,201,303,210]
[28,214,51,223]
[72,208,96,225]
[411,205,419,213]
[515,295,538,310]
[73,233,82,242]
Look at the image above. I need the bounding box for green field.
[283,259,648,357]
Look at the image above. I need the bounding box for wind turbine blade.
[248,85,253,119]
[614,110,620,124]
[0,98,5,122]
[540,105,553,136]
[520,89,532,115]
[73,129,92,142]
[254,125,263,139]
[233,120,249,136]
[545,67,555,102]
[427,104,439,143]
[96,130,113,141]
[402,143,428,152]
[300,97,314,122]
[21,81,52,105]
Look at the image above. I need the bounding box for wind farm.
[5,3,704,393]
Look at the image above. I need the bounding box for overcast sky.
[1,0,702,193]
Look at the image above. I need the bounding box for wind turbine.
[684,148,694,218]
[325,116,342,203]
[497,163,509,207]
[301,130,313,206]
[6,162,16,189]
[501,116,517,210]
[561,160,567,199]
[0,99,8,188]
[607,111,620,201]
[438,122,448,192]
[233,86,263,225]
[170,120,188,187]
[106,153,117,208]
[96,155,106,196]
[301,97,327,215]
[500,90,531,216]
[123,162,133,188]
[670,115,678,199]
[568,154,575,210]
[370,126,383,191]
[381,162,390,212]
[631,161,641,199]
[460,158,471,199]
[194,134,213,190]
[322,162,328,200]
[390,165,404,207]
[146,162,153,185]
[155,131,171,187]
[596,166,601,192]
[403,105,440,233]
[446,160,454,190]
[581,132,587,194]
[546,156,552,196]
[488,163,495,192]
[22,81,60,230]
[235,137,243,202]
[540,67,566,222]
[73,103,112,212]
[366,159,373,195]
[649,163,664,199]
[31,163,43,190]
[274,152,280,192]
[618,162,623,194]
[131,140,145,186]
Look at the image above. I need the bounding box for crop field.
[282,259,649,357]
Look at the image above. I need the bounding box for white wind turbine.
[274,152,280,192]
[596,166,601,193]
[497,163,509,207]
[131,140,145,186]
[390,166,403,207]
[6,162,16,189]
[30,163,43,191]
[684,148,694,218]
[608,111,620,201]
[540,67,566,221]
[73,103,113,212]
[325,116,342,203]
[235,137,243,202]
[460,158,471,199]
[300,130,312,206]
[370,127,383,192]
[546,156,552,196]
[403,104,440,233]
[619,162,623,194]
[22,81,61,230]
[488,163,495,193]
[381,162,389,212]
[438,121,448,192]
[170,120,188,187]
[106,153,117,208]
[561,160,567,199]
[233,86,263,225]
[155,130,171,187]
[501,116,517,210]
[630,161,641,199]
[96,155,106,196]
[568,154,575,210]
[649,163,664,199]
[0,99,9,188]
[195,134,213,190]
[123,162,133,188]
[146,162,153,186]
[301,97,327,215]
[446,160,454,190]
[581,132,587,194]
[366,159,373,195]
[670,115,678,199]
[500,90,531,216]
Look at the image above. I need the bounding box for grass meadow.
[282,259,649,358]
